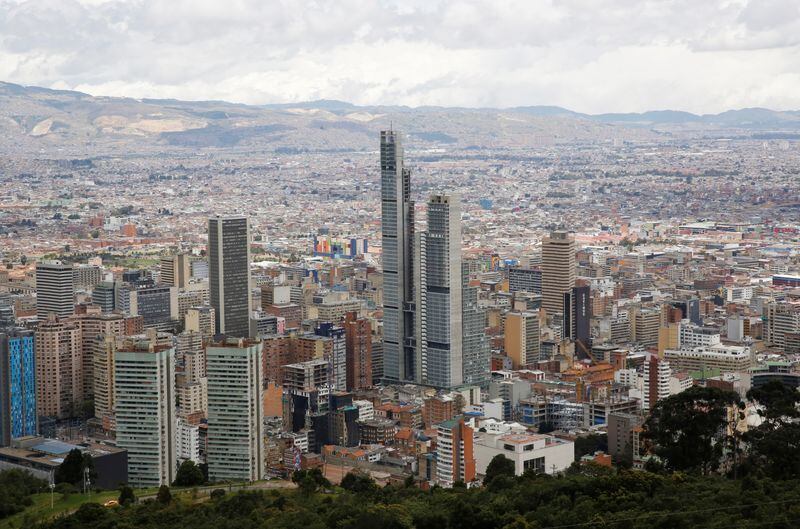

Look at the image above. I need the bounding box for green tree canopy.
[157,485,172,504]
[747,380,800,426]
[174,460,205,487]
[644,386,741,474]
[118,485,136,506]
[55,449,95,487]
[340,471,377,493]
[484,454,516,485]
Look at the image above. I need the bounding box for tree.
[174,460,205,487]
[739,380,800,479]
[55,449,95,487]
[0,469,47,518]
[484,454,516,485]
[157,485,172,504]
[746,380,800,426]
[292,468,330,495]
[340,471,377,493]
[643,386,741,474]
[574,433,608,459]
[742,422,800,480]
[118,485,136,506]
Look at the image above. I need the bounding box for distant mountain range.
[2,80,800,155]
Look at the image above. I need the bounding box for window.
[503,444,515,451]
[524,456,545,474]
[523,444,534,451]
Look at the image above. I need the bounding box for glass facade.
[1,331,37,445]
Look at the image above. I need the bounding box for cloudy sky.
[1,0,799,113]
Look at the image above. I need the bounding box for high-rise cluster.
[382,131,490,389]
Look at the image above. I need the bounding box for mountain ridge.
[3,80,800,155]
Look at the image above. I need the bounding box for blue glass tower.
[0,330,37,446]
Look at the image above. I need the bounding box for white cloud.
[1,0,799,113]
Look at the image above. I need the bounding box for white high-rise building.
[115,337,176,487]
[642,356,671,411]
[177,418,201,464]
[206,337,265,482]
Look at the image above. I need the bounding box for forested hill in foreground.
[37,469,800,529]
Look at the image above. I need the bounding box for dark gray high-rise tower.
[380,130,416,383]
[208,216,252,338]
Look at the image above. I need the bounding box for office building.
[206,338,265,482]
[208,215,252,338]
[91,282,116,313]
[608,412,643,463]
[185,306,215,338]
[417,193,464,389]
[664,344,753,374]
[541,231,576,321]
[504,311,540,369]
[508,267,542,295]
[0,330,37,446]
[34,315,82,419]
[160,253,191,288]
[134,285,178,331]
[72,265,103,290]
[564,284,591,352]
[381,129,416,384]
[35,261,75,320]
[461,261,490,386]
[115,335,176,487]
[764,302,800,349]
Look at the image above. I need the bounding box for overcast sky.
[2,0,799,113]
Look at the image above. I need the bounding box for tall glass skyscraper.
[0,330,37,446]
[380,130,416,383]
[208,215,252,338]
[418,193,464,388]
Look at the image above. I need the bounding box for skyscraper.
[541,231,576,321]
[35,261,75,320]
[417,193,463,389]
[206,337,264,482]
[380,130,416,383]
[461,260,490,386]
[208,215,252,338]
[0,330,37,446]
[115,335,176,487]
